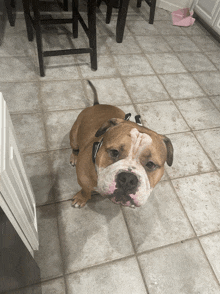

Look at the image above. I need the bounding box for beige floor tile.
[124,75,169,103]
[38,55,80,81]
[136,35,172,53]
[176,98,220,130]
[113,54,154,76]
[23,152,54,206]
[200,232,220,283]
[126,20,160,35]
[40,80,88,111]
[41,277,66,294]
[154,20,186,35]
[66,257,147,294]
[193,72,220,96]
[136,101,190,134]
[123,181,194,253]
[11,112,47,153]
[57,199,134,273]
[181,21,210,36]
[172,172,220,235]
[107,35,142,54]
[0,33,36,57]
[159,73,204,99]
[85,78,132,105]
[166,132,215,179]
[153,7,171,21]
[194,128,220,170]
[48,149,81,202]
[211,96,220,110]
[164,35,201,52]
[177,52,217,72]
[206,51,220,70]
[96,18,132,38]
[138,240,220,294]
[0,56,38,82]
[0,82,41,113]
[44,109,81,150]
[147,53,187,74]
[192,35,220,52]
[78,55,119,78]
[4,18,27,35]
[35,204,63,281]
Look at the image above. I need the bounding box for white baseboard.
[157,0,194,12]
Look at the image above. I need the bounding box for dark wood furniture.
[22,0,97,76]
[97,0,157,42]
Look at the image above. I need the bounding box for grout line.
[54,201,69,293]
[169,178,220,285]
[120,207,150,293]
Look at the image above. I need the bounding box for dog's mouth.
[107,189,138,208]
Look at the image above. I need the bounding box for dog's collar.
[92,113,142,164]
[92,138,103,164]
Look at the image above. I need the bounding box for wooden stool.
[97,0,157,43]
[22,0,97,76]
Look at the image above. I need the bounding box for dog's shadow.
[46,133,127,256]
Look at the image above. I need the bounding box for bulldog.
[70,80,173,208]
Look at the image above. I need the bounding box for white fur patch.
[129,128,152,160]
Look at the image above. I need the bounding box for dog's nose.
[116,172,138,192]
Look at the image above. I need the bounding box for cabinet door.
[194,0,220,25]
[213,11,220,34]
[0,93,39,256]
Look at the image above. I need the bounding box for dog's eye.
[146,161,157,170]
[109,149,119,158]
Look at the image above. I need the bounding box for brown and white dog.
[70,81,173,208]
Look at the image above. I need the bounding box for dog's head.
[93,118,173,208]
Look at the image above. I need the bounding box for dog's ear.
[163,136,174,166]
[95,118,124,137]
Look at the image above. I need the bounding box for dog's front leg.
[70,150,79,167]
[72,189,92,208]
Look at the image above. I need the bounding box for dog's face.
[94,119,173,207]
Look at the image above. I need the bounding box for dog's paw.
[70,153,77,167]
[72,191,88,208]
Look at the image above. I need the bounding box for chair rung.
[78,14,89,37]
[43,48,93,57]
[40,18,73,25]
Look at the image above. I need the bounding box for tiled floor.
[1,2,220,293]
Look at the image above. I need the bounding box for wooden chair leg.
[137,0,142,8]
[149,0,156,24]
[88,0,97,70]
[116,0,129,43]
[72,0,78,38]
[4,0,15,26]
[32,0,45,77]
[97,0,102,8]
[22,0,34,41]
[63,0,68,11]
[106,5,112,24]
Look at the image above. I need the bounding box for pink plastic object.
[172,8,195,27]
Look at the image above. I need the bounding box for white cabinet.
[192,0,220,34]
[213,10,220,34]
[0,93,39,256]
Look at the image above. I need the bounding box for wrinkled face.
[94,124,168,208]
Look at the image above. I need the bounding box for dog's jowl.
[69,80,173,208]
